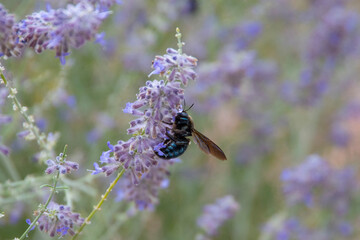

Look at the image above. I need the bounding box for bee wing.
[192,129,227,160]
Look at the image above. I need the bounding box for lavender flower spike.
[149,48,198,85]
[0,4,24,57]
[35,202,84,237]
[95,30,198,187]
[17,2,111,64]
[197,195,240,237]
[45,152,79,175]
[281,154,357,215]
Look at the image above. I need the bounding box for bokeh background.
[1,0,360,239]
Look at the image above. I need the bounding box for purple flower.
[197,195,240,237]
[150,48,198,85]
[45,152,79,175]
[262,217,354,239]
[330,101,360,147]
[35,202,84,237]
[17,2,111,64]
[94,44,198,183]
[115,160,175,210]
[26,219,36,231]
[90,162,103,175]
[262,217,311,240]
[0,4,24,57]
[306,8,359,62]
[281,155,358,215]
[73,0,122,10]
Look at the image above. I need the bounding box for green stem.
[17,145,67,240]
[12,95,46,148]
[1,67,51,159]
[0,152,20,181]
[175,27,183,54]
[0,72,6,85]
[18,170,60,240]
[71,168,126,240]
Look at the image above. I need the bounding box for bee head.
[177,111,189,118]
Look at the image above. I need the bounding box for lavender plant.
[17,145,83,239]
[1,0,360,239]
[71,28,199,238]
[262,155,359,240]
[196,195,240,240]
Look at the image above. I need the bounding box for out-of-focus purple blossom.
[86,112,115,144]
[34,202,84,237]
[73,0,122,10]
[36,118,48,132]
[306,8,359,64]
[330,101,360,147]
[281,155,358,215]
[115,159,175,210]
[262,217,311,240]
[45,152,79,174]
[197,195,240,237]
[307,0,348,16]
[0,4,24,57]
[16,130,31,139]
[10,202,24,224]
[0,114,11,125]
[294,6,360,106]
[0,144,10,155]
[17,2,111,64]
[232,21,263,50]
[262,216,354,239]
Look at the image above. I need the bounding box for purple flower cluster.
[197,195,239,237]
[115,159,175,211]
[330,101,360,147]
[92,42,198,209]
[286,2,360,106]
[0,4,24,57]
[94,47,197,177]
[262,217,311,240]
[17,1,111,64]
[262,216,354,239]
[263,155,359,239]
[149,48,198,85]
[73,0,121,10]
[281,155,357,215]
[31,202,84,237]
[45,152,79,174]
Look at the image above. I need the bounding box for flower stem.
[71,168,126,240]
[11,94,47,148]
[0,152,20,181]
[175,27,183,54]
[0,72,7,85]
[1,63,53,160]
[18,145,67,240]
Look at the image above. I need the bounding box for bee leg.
[162,120,173,125]
[172,129,188,135]
[165,130,177,142]
[175,139,190,145]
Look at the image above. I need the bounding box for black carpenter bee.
[154,104,227,161]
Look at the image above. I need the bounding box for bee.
[154,104,227,160]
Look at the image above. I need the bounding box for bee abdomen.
[156,140,189,159]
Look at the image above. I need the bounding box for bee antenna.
[184,103,194,112]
